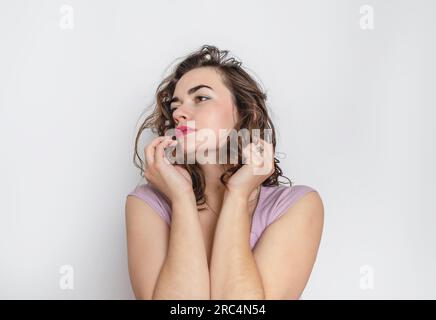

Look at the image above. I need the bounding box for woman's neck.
[200,163,227,199]
[198,162,260,215]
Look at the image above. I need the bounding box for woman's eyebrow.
[169,84,213,104]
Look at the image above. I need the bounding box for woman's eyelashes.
[196,95,210,103]
[170,96,210,111]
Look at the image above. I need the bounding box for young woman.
[125,45,324,300]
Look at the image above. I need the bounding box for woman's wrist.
[224,188,250,203]
[171,190,197,208]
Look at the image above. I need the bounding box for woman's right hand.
[143,136,194,203]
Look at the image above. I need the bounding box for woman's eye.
[196,96,209,102]
[170,96,209,111]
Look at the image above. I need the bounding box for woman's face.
[169,67,239,158]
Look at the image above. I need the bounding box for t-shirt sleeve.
[126,183,172,225]
[266,185,318,227]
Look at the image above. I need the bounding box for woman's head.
[169,66,239,155]
[134,44,292,206]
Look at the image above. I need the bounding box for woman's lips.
[175,126,196,138]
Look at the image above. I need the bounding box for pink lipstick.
[175,125,196,137]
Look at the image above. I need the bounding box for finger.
[250,140,273,166]
[251,144,264,166]
[255,139,273,157]
[242,143,253,165]
[242,143,258,165]
[254,140,275,172]
[256,141,274,166]
[145,136,171,168]
[155,137,176,165]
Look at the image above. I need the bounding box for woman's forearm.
[152,193,210,299]
[209,192,265,299]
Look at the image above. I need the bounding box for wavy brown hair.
[133,44,292,208]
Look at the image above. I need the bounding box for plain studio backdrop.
[1,0,435,299]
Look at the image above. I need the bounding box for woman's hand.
[143,136,194,202]
[226,137,275,199]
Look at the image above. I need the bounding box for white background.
[1,0,435,299]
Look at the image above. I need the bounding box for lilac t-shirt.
[127,183,318,250]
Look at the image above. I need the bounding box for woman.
[125,45,324,300]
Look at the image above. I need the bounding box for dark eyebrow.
[169,85,213,105]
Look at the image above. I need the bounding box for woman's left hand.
[226,137,275,199]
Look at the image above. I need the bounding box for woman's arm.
[152,193,210,299]
[209,191,265,299]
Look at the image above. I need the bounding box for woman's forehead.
[175,68,224,93]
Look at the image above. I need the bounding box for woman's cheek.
[195,128,217,151]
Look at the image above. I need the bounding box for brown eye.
[196,96,209,103]
[170,96,209,112]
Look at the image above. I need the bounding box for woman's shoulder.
[126,182,172,225]
[261,183,318,203]
[259,183,320,225]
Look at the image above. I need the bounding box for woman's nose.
[173,112,185,124]
[173,106,191,124]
